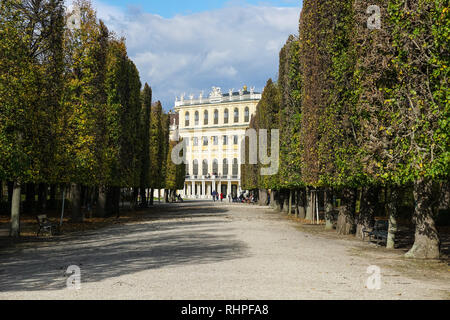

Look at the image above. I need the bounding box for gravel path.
[0,201,449,300]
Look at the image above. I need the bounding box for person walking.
[220,193,224,202]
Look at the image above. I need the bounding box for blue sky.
[71,0,303,109]
[100,0,301,18]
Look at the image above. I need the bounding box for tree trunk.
[165,189,169,203]
[324,188,334,230]
[387,187,400,249]
[439,181,450,210]
[140,187,147,207]
[269,190,276,209]
[356,186,379,239]
[130,188,137,210]
[7,181,14,213]
[96,186,107,217]
[282,191,289,213]
[114,187,121,218]
[288,190,293,216]
[259,189,268,206]
[305,189,313,221]
[405,178,440,259]
[70,183,83,222]
[298,188,306,219]
[171,190,177,203]
[149,188,154,206]
[10,181,21,238]
[85,187,94,218]
[25,183,35,214]
[336,188,356,235]
[48,184,57,210]
[274,191,282,212]
[37,183,48,213]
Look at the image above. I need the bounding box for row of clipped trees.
[0,0,185,237]
[242,0,449,259]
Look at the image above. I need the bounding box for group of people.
[211,190,258,204]
[211,190,225,202]
[236,192,258,204]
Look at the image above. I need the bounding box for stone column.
[202,181,206,199]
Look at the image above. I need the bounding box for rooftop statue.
[209,87,222,99]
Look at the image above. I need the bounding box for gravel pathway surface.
[0,201,449,300]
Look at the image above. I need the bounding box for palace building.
[171,86,261,199]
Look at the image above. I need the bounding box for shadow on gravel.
[0,204,249,292]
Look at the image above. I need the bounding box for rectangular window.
[233,135,238,145]
[223,136,228,145]
[193,137,199,146]
[203,136,209,146]
[213,136,219,145]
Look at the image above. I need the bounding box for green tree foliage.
[104,38,142,188]
[149,102,165,190]
[251,0,448,258]
[241,115,259,190]
[256,79,281,190]
[355,0,449,258]
[0,0,65,183]
[0,0,65,234]
[139,83,152,192]
[58,0,109,186]
[164,139,186,192]
[278,36,304,189]
[160,111,170,190]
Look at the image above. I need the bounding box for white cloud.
[70,1,300,109]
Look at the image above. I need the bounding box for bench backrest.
[36,215,48,225]
[374,220,389,231]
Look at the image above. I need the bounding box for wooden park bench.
[363,219,389,245]
[36,215,58,237]
[0,225,9,237]
[325,210,339,229]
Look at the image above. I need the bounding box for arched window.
[185,112,190,127]
[204,110,209,125]
[234,108,239,123]
[232,158,238,176]
[224,109,229,124]
[193,160,199,176]
[195,111,199,126]
[223,159,229,176]
[214,109,219,125]
[202,160,208,176]
[213,159,219,175]
[244,107,249,122]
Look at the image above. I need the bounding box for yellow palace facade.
[173,86,261,199]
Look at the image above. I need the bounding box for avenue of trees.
[0,0,184,236]
[242,0,449,259]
